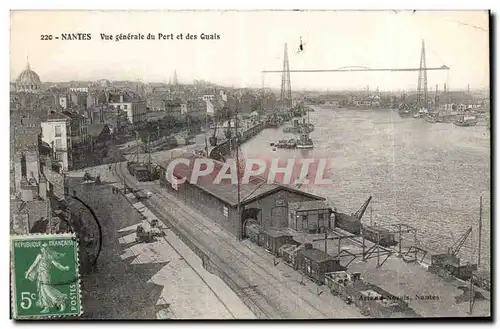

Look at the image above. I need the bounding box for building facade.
[288,201,331,233]
[109,93,148,127]
[41,112,72,171]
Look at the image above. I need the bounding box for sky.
[10,10,490,91]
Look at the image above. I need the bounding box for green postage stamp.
[10,233,82,319]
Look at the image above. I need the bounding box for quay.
[104,146,490,318]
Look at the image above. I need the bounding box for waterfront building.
[158,152,325,238]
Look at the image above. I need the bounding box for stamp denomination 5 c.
[11,233,82,319]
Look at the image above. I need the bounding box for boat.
[413,108,428,118]
[286,139,297,149]
[296,131,314,149]
[425,114,437,123]
[454,115,478,127]
[274,139,298,149]
[398,104,413,118]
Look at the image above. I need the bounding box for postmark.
[11,233,82,319]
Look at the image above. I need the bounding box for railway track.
[112,161,348,319]
[149,189,332,318]
[112,162,277,318]
[111,161,247,319]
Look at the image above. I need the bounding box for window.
[124,105,128,109]
[55,139,62,149]
[55,126,62,137]
[302,215,308,230]
[223,206,229,217]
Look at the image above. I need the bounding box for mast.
[478,196,482,266]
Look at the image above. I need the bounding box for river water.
[240,107,491,271]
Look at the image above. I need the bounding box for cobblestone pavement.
[70,167,254,319]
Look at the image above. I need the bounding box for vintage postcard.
[9,10,491,320]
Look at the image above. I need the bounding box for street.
[68,165,255,319]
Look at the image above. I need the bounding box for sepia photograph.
[8,9,491,320]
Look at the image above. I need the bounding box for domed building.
[15,61,42,93]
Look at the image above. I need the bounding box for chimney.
[304,242,313,249]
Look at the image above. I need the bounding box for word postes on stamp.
[11,233,82,319]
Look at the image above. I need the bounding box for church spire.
[26,56,31,70]
[173,70,178,85]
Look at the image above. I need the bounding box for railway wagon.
[245,222,265,246]
[362,225,397,247]
[296,245,346,285]
[260,228,296,256]
[333,212,362,235]
[325,271,420,318]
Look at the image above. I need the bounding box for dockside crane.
[353,196,372,220]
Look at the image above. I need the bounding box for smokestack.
[444,83,447,93]
[467,84,470,94]
[436,84,438,94]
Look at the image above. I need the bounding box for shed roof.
[262,228,292,238]
[158,152,325,207]
[87,124,107,137]
[46,111,70,121]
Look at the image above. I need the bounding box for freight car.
[245,220,266,247]
[260,228,296,256]
[362,225,397,247]
[279,241,305,269]
[296,245,346,284]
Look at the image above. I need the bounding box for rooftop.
[46,111,70,121]
[87,123,109,138]
[298,247,337,263]
[262,227,292,238]
[62,111,86,119]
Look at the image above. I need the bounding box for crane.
[261,65,450,73]
[448,226,472,256]
[353,196,372,220]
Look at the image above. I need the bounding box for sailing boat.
[296,110,314,149]
[296,127,314,149]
